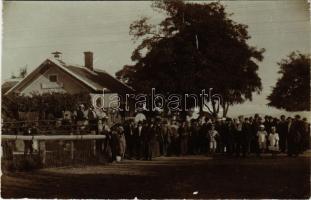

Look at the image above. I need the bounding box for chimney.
[84,51,93,70]
[52,51,62,59]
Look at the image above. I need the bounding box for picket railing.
[1,134,107,169]
[2,134,106,141]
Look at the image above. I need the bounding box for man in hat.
[302,118,310,151]
[233,118,244,157]
[23,122,38,156]
[162,120,171,156]
[223,118,234,156]
[124,120,135,159]
[142,121,156,160]
[75,104,86,134]
[189,120,200,154]
[179,121,189,155]
[199,118,210,154]
[134,121,143,159]
[287,115,303,156]
[156,120,165,156]
[241,118,253,157]
[87,106,98,134]
[277,115,288,153]
[170,120,180,156]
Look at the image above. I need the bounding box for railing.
[2,134,106,141]
[1,119,108,136]
[1,133,108,170]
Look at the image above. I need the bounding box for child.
[208,125,219,154]
[268,126,280,157]
[98,119,103,134]
[257,124,267,156]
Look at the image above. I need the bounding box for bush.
[3,92,91,119]
[14,156,41,171]
[1,160,16,173]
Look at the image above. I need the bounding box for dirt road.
[1,154,310,198]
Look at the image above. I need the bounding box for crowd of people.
[2,103,310,162]
[94,113,310,162]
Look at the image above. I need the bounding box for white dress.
[257,131,267,149]
[209,130,218,149]
[268,133,280,151]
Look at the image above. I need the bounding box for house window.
[49,75,58,82]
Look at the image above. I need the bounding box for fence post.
[70,132,74,160]
[1,141,14,160]
[91,130,96,157]
[39,140,46,165]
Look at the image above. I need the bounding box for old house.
[4,51,135,121]
[5,51,133,95]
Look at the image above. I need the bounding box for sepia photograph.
[1,0,310,199]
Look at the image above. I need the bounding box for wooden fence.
[2,134,106,141]
[1,134,107,170]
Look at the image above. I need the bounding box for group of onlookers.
[105,114,310,161]
[88,113,309,162]
[2,103,310,162]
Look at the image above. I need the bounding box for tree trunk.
[211,99,221,118]
[222,102,230,117]
[198,98,203,114]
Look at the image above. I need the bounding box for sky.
[2,1,310,118]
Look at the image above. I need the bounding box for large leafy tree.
[117,0,264,117]
[267,52,310,111]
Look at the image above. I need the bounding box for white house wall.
[21,65,90,95]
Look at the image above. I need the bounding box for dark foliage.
[116,0,264,117]
[267,52,310,111]
[11,66,28,79]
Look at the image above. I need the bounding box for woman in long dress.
[118,125,126,160]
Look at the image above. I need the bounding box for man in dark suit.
[241,118,252,157]
[161,120,171,156]
[277,115,288,153]
[178,121,189,155]
[124,120,135,159]
[134,121,143,159]
[224,118,235,156]
[287,115,303,156]
[189,120,200,155]
[142,121,152,160]
[147,122,157,160]
[199,118,210,154]
[23,123,38,156]
[302,118,310,151]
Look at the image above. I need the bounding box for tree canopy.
[267,52,310,111]
[11,66,28,79]
[116,0,265,117]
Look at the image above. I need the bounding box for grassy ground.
[1,153,310,199]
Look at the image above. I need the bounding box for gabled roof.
[5,58,134,95]
[1,78,21,94]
